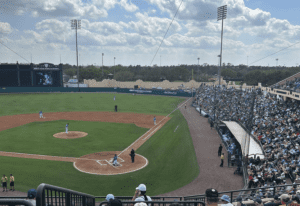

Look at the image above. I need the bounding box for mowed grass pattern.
[0,93,182,117]
[0,110,199,196]
[0,93,199,196]
[0,120,148,157]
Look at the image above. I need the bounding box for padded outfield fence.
[0,87,194,97]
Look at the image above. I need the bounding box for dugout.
[0,62,63,87]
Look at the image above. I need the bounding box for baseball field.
[0,93,199,196]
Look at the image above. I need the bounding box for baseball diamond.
[0,93,209,196]
[0,111,170,175]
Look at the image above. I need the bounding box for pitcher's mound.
[53,131,88,139]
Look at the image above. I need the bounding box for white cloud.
[0,22,13,34]
[1,0,300,67]
[125,12,181,37]
[119,0,138,12]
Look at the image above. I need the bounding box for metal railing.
[95,197,183,201]
[0,197,27,199]
[36,183,95,206]
[0,199,34,206]
[99,201,205,206]
[184,183,300,203]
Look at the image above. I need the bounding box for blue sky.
[1,0,300,67]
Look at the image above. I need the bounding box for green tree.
[115,71,135,81]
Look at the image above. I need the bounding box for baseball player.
[114,95,116,101]
[65,123,69,134]
[153,116,156,125]
[113,154,118,166]
[39,111,45,118]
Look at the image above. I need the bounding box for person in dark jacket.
[218,144,223,156]
[130,149,135,163]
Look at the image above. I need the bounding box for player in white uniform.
[65,123,69,134]
[39,111,44,118]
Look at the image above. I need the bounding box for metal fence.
[184,183,300,203]
[95,197,183,201]
[36,183,95,206]
[99,201,205,206]
[0,199,34,206]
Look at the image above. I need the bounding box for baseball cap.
[220,195,230,203]
[27,189,37,199]
[136,184,146,192]
[106,194,114,201]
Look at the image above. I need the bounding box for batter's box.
[108,157,125,163]
[106,159,122,168]
[96,160,107,166]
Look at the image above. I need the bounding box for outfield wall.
[0,87,193,97]
[83,79,217,89]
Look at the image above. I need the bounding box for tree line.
[62,63,300,86]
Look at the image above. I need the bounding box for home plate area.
[74,151,148,175]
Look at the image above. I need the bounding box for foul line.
[174,125,179,132]
[143,124,162,140]
[105,159,121,168]
[118,97,192,157]
[96,160,107,166]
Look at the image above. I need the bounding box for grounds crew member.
[1,175,8,192]
[10,174,14,191]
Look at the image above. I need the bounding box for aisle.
[159,99,244,196]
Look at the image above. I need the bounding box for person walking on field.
[153,116,156,125]
[1,175,8,192]
[220,153,224,167]
[65,123,69,134]
[130,149,135,163]
[9,174,14,191]
[218,144,223,156]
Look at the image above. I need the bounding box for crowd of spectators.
[196,84,300,201]
[272,77,300,93]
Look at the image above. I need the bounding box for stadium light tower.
[71,19,81,89]
[114,57,116,78]
[217,5,227,85]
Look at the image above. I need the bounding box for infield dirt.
[0,111,170,175]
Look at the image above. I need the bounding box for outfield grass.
[0,110,199,196]
[0,93,199,196]
[0,93,183,117]
[0,120,148,157]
